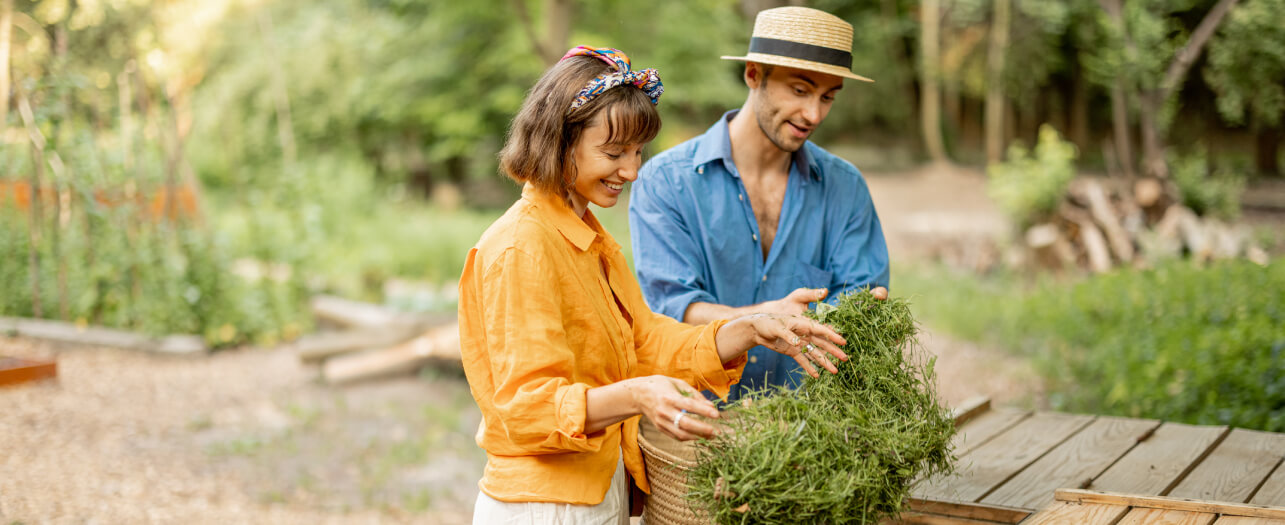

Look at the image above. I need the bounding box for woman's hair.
[499,55,662,201]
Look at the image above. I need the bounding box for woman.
[459,46,849,524]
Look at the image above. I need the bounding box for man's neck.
[727,104,792,181]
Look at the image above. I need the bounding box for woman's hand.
[717,313,848,377]
[625,375,721,441]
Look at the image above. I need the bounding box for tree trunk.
[738,0,800,20]
[544,0,572,64]
[18,94,44,318]
[1138,0,1240,179]
[1069,61,1090,150]
[513,0,576,65]
[1258,125,1281,177]
[1100,0,1135,177]
[920,0,948,163]
[0,0,12,129]
[258,11,296,171]
[881,0,919,133]
[985,0,1010,164]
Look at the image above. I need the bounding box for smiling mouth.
[604,181,623,191]
[786,122,811,137]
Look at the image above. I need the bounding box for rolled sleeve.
[630,161,716,321]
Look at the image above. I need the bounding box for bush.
[896,259,1285,431]
[1171,149,1246,220]
[986,125,1078,228]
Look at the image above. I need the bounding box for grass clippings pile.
[686,289,956,524]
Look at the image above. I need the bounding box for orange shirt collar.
[521,183,620,254]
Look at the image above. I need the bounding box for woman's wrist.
[714,316,756,362]
[585,378,644,434]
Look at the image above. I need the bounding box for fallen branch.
[322,322,460,385]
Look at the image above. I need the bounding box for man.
[629,7,889,400]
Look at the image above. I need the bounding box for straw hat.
[721,6,873,82]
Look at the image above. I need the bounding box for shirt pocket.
[790,260,833,290]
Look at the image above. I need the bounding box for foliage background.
[1,0,1282,428]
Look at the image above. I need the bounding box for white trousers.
[472,457,630,525]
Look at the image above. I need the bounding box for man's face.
[749,64,844,153]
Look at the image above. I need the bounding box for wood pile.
[296,295,460,385]
[1022,177,1269,273]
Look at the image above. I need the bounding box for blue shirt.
[629,110,890,400]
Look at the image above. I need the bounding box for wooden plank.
[892,512,1013,524]
[0,356,57,387]
[916,412,1094,503]
[1055,489,1285,519]
[1021,502,1123,525]
[1117,508,1216,525]
[905,498,1029,523]
[1168,429,1285,502]
[982,416,1161,510]
[914,409,1034,499]
[1213,518,1285,525]
[1091,422,1229,495]
[952,396,992,427]
[1248,460,1285,506]
[951,409,1032,457]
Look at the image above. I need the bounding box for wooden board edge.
[952,396,992,427]
[907,497,1029,523]
[1,316,208,356]
[1055,489,1285,519]
[0,358,57,387]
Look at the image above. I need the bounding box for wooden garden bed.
[0,355,57,387]
[899,400,1285,524]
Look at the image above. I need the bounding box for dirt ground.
[1,165,1047,524]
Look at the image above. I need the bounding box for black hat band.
[748,37,852,69]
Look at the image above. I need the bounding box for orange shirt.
[458,184,746,505]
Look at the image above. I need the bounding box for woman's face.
[568,112,646,217]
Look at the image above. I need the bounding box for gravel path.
[0,337,482,524]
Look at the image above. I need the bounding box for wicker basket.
[637,418,707,525]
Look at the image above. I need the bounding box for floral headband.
[560,46,663,114]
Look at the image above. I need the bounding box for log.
[310,295,423,329]
[1074,219,1112,273]
[1079,179,1135,262]
[322,322,460,385]
[1134,177,1164,208]
[294,323,434,364]
[0,316,208,356]
[1248,244,1269,266]
[1025,223,1060,249]
[1026,223,1076,270]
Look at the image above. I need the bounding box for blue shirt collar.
[691,109,819,182]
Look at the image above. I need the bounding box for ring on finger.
[673,409,688,429]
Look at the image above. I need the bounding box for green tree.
[1203,0,1285,176]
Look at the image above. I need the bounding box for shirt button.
[697,166,704,174]
[762,275,767,282]
[752,234,758,241]
[739,194,744,201]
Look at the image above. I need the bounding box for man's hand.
[683,286,887,324]
[762,287,829,316]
